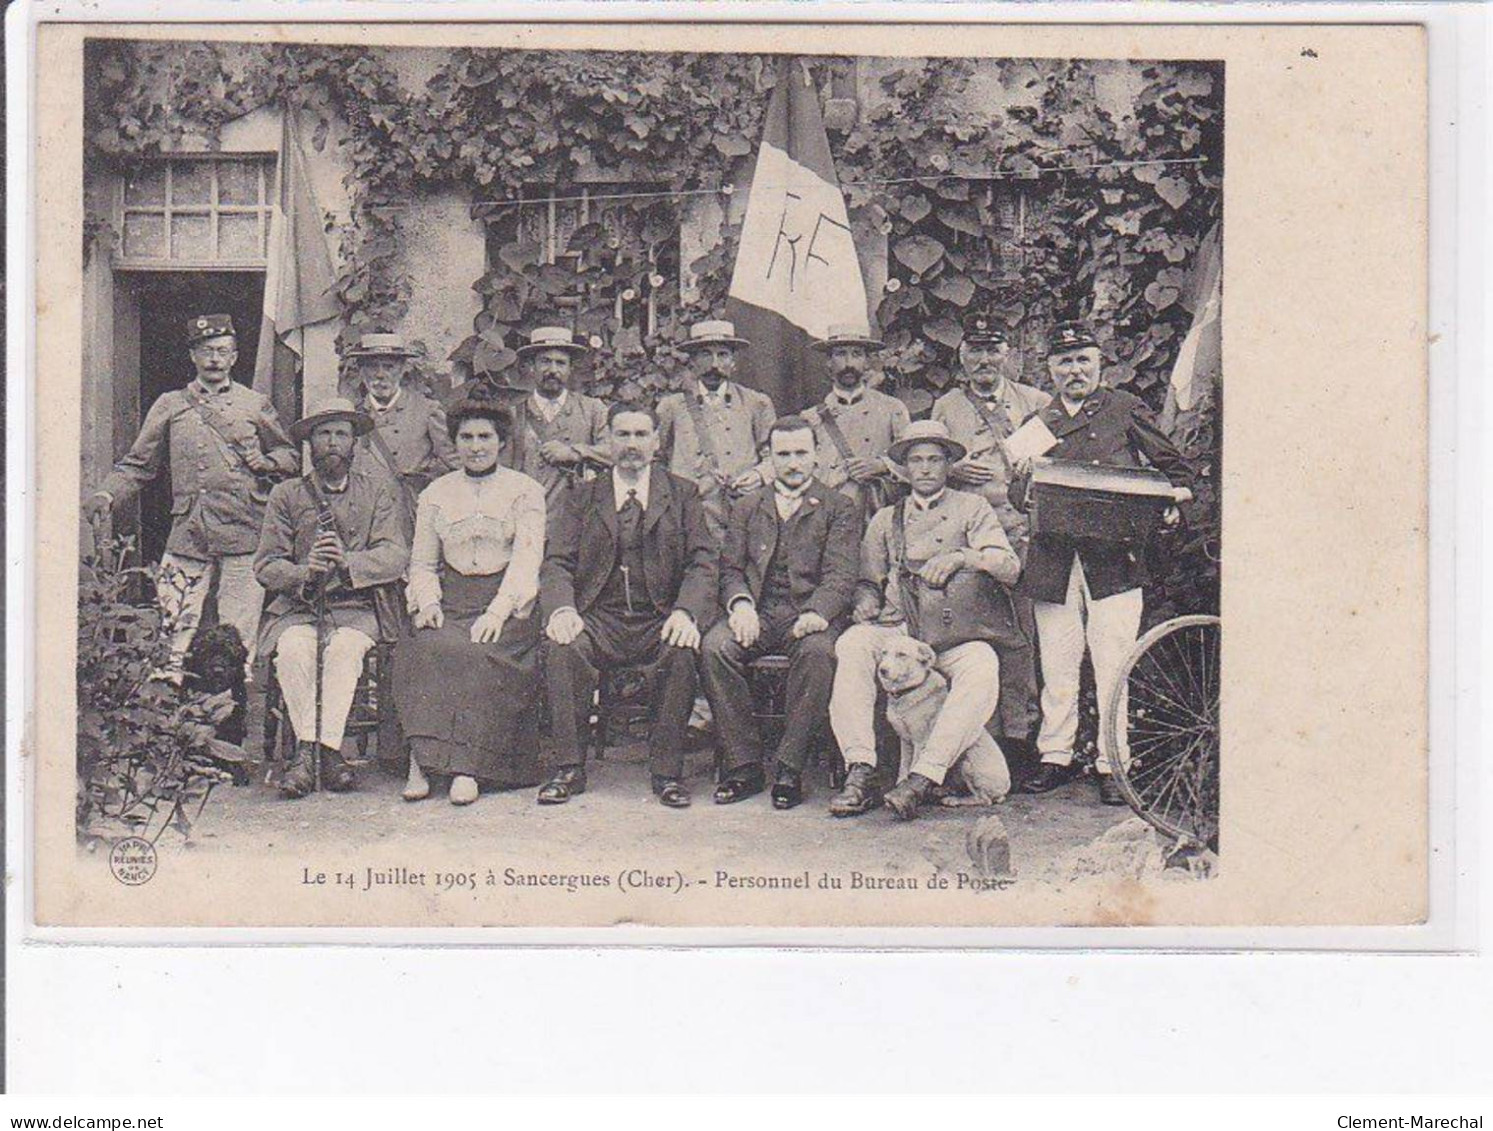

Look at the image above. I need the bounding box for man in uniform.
[1009,322,1194,805]
[254,398,409,798]
[347,331,456,537]
[803,323,911,524]
[932,313,1053,782]
[512,325,611,500]
[84,314,298,673]
[827,420,1021,820]
[656,319,777,539]
[700,415,861,809]
[537,402,718,809]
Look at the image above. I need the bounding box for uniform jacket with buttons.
[720,477,862,625]
[540,466,718,628]
[1009,386,1194,604]
[655,381,777,490]
[516,390,611,494]
[98,379,299,559]
[354,388,456,487]
[803,386,911,507]
[933,381,1052,546]
[859,489,1021,626]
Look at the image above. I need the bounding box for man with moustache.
[254,398,410,799]
[83,314,298,674]
[803,324,912,524]
[1009,322,1194,806]
[537,402,718,809]
[656,319,777,539]
[700,416,861,809]
[512,325,612,500]
[349,332,456,538]
[932,313,1053,782]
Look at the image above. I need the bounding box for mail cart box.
[1028,457,1175,545]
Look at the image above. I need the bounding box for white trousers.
[830,623,1002,786]
[273,625,375,749]
[1033,557,1143,774]
[156,552,264,668]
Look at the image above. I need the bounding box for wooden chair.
[262,641,399,785]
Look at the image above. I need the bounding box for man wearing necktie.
[931,313,1053,782]
[537,402,719,809]
[512,326,612,501]
[700,416,861,809]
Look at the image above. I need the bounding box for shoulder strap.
[816,404,857,464]
[183,385,261,476]
[362,421,418,519]
[890,499,923,636]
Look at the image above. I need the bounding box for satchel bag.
[891,499,1027,653]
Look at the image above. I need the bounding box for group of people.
[85,307,1193,817]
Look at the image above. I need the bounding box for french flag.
[726,59,872,414]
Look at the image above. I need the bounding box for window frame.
[113,155,276,272]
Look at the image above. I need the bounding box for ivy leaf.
[892,233,945,276]
[900,194,932,223]
[473,340,518,374]
[625,114,652,139]
[936,202,981,238]
[712,133,751,158]
[497,240,540,273]
[1155,176,1192,210]
[924,317,962,349]
[930,274,975,307]
[1144,282,1180,310]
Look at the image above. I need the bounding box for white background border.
[6,0,1487,1091]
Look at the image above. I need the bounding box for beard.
[313,451,350,481]
[833,367,865,388]
[698,368,727,390]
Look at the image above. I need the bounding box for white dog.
[875,636,1010,807]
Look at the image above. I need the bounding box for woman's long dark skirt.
[393,569,541,787]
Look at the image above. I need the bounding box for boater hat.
[679,319,751,351]
[346,332,421,359]
[290,396,375,444]
[811,322,884,351]
[515,325,591,359]
[886,419,968,465]
[186,313,236,346]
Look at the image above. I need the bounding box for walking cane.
[313,578,327,793]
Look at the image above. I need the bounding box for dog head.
[876,636,939,695]
[183,624,249,693]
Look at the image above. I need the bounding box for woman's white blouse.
[406,466,546,619]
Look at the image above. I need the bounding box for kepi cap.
[1048,321,1099,355]
[186,314,236,346]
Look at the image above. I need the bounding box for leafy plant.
[76,539,246,845]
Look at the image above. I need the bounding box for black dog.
[182,623,251,784]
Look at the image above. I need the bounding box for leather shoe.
[829,764,882,817]
[1096,774,1127,807]
[321,746,356,792]
[771,765,803,811]
[537,765,587,805]
[714,766,766,805]
[652,776,692,808]
[1018,762,1075,795]
[278,741,316,800]
[885,772,937,820]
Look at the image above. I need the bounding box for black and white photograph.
[29,19,1425,930]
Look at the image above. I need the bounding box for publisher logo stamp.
[109,837,157,886]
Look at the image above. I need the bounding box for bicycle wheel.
[1100,614,1220,847]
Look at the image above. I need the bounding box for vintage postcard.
[27,17,1428,931]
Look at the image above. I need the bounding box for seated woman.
[393,397,546,805]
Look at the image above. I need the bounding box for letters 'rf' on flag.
[726,59,871,413]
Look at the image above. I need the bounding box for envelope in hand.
[1002,415,1059,463]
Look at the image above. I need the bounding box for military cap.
[960,313,1009,347]
[186,314,236,345]
[1048,321,1099,355]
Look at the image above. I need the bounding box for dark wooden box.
[1028,458,1174,545]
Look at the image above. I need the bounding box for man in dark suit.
[701,416,861,809]
[537,402,719,808]
[1008,322,1195,805]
